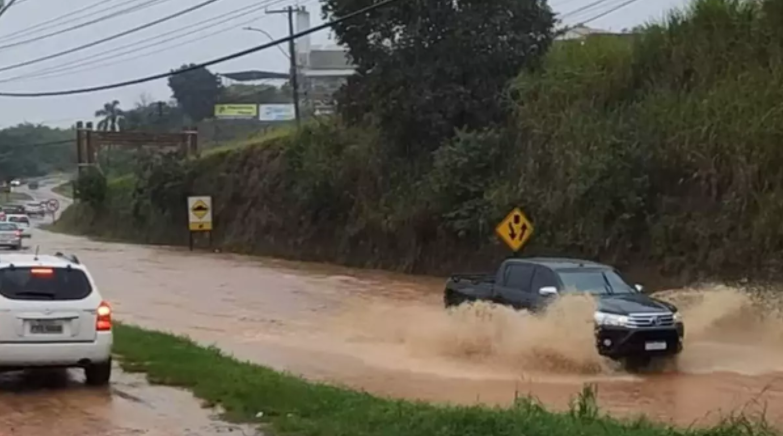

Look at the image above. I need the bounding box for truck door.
[495,263,535,309]
[529,266,558,312]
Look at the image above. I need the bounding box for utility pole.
[266,5,303,125]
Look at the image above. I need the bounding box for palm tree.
[95,100,124,131]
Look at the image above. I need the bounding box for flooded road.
[15,181,783,429]
[0,365,259,435]
[0,183,261,436]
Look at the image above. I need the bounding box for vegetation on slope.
[0,123,74,180]
[114,322,774,436]
[57,0,783,283]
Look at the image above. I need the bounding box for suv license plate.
[645,341,667,351]
[30,320,63,334]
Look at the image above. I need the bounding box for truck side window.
[531,267,557,292]
[504,264,535,291]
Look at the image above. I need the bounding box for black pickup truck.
[444,257,684,367]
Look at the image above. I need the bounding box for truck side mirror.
[635,284,643,292]
[539,286,558,296]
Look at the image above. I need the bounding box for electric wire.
[0,0,402,97]
[0,0,128,42]
[559,0,613,20]
[0,0,176,51]
[0,0,20,21]
[0,0,224,74]
[578,0,643,25]
[0,0,288,84]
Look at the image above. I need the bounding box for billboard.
[214,104,258,119]
[259,104,296,122]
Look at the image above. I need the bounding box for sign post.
[47,198,60,223]
[187,196,213,251]
[495,207,534,255]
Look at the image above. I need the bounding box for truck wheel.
[444,290,466,308]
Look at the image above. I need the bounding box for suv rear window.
[8,216,28,224]
[0,267,92,300]
[0,223,17,231]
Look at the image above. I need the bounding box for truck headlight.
[673,311,682,323]
[594,311,629,327]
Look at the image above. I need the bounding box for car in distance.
[443,257,684,368]
[2,204,25,215]
[3,214,31,238]
[0,253,112,385]
[0,222,22,250]
[24,202,45,217]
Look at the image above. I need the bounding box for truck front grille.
[627,313,674,328]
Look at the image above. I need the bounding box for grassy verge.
[113,323,773,436]
[51,181,73,198]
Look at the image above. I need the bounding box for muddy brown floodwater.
[17,183,783,430]
[0,364,260,435]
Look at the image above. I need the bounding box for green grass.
[51,181,73,198]
[113,323,775,436]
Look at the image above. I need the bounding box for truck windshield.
[558,269,636,295]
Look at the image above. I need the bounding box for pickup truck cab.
[444,257,684,367]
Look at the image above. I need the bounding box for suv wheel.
[85,359,112,386]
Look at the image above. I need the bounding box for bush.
[74,167,107,209]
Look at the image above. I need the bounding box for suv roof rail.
[54,252,80,264]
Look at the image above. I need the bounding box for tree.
[122,99,184,132]
[167,64,222,122]
[321,0,555,156]
[0,123,74,179]
[95,100,125,131]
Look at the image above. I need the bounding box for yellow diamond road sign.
[191,200,209,219]
[495,207,534,252]
[188,196,213,232]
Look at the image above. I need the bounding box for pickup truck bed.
[443,273,495,307]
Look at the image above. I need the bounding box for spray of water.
[331,285,783,377]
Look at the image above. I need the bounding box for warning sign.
[187,196,212,232]
[495,207,534,252]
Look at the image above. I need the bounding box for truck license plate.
[30,320,63,334]
[644,341,667,351]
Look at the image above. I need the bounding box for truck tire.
[444,290,467,308]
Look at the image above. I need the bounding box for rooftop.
[510,257,608,270]
[0,253,83,269]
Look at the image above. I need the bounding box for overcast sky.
[0,0,688,128]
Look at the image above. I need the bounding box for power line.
[559,0,612,20]
[0,0,224,74]
[0,0,287,84]
[579,0,642,25]
[0,0,20,21]
[0,138,73,148]
[0,0,125,42]
[0,0,174,51]
[0,0,401,97]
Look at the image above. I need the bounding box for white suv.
[0,252,112,385]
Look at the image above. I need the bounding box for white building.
[295,9,355,115]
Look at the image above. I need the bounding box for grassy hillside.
[56,0,783,285]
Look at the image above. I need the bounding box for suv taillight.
[14,230,21,237]
[96,301,112,331]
